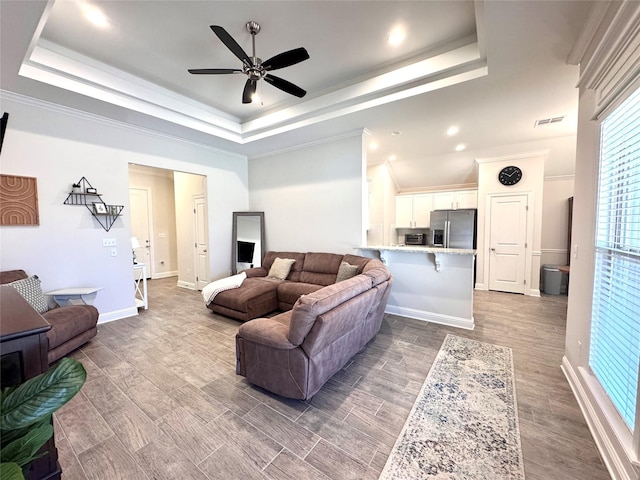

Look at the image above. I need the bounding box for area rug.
[379,334,525,479]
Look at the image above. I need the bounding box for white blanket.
[202,272,246,305]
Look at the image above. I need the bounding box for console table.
[133,263,148,309]
[46,287,102,306]
[0,286,61,480]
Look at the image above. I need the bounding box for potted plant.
[0,357,86,480]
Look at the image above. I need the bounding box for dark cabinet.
[0,286,61,480]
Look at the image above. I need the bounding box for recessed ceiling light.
[390,131,401,136]
[455,144,466,152]
[447,126,459,136]
[389,154,397,161]
[81,3,110,28]
[369,141,379,151]
[387,27,406,46]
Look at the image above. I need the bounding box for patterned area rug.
[380,334,525,479]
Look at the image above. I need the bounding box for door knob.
[490,248,496,251]
[204,249,207,253]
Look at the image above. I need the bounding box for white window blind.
[590,85,640,432]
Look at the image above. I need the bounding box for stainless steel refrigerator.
[430,209,477,248]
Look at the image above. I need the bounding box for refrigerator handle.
[445,221,450,248]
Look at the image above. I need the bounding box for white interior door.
[194,195,209,290]
[488,195,528,293]
[129,187,153,277]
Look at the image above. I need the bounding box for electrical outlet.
[573,244,579,259]
[110,248,117,257]
[103,238,117,247]
[578,340,583,359]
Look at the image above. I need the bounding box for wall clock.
[498,165,522,186]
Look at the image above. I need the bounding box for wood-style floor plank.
[53,277,610,480]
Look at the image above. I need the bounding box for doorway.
[129,187,153,277]
[487,194,528,294]
[128,165,209,290]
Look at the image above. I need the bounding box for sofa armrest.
[242,267,268,278]
[238,317,297,350]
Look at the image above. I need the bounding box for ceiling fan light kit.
[188,21,309,104]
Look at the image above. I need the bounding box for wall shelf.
[63,176,124,232]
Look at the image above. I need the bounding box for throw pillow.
[335,262,358,283]
[268,257,295,280]
[9,275,49,313]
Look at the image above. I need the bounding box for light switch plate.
[103,238,117,247]
[110,248,117,257]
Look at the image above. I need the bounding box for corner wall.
[0,92,248,321]
[248,131,366,254]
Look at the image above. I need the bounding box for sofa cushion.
[0,269,28,285]
[288,275,372,346]
[268,258,296,280]
[299,252,344,285]
[262,252,306,281]
[342,255,372,274]
[335,262,358,283]
[277,281,324,308]
[212,277,279,312]
[43,304,98,349]
[9,275,49,313]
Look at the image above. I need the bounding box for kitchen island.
[358,245,476,330]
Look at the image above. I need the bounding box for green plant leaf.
[1,358,86,431]
[1,417,51,449]
[0,422,52,467]
[0,462,24,480]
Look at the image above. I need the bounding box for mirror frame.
[231,211,265,275]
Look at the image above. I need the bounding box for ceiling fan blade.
[188,68,242,75]
[242,79,257,104]
[262,47,310,71]
[210,25,253,67]
[264,74,307,98]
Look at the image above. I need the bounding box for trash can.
[542,265,562,295]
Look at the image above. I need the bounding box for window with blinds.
[590,85,640,432]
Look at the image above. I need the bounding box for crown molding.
[567,1,612,66]
[0,89,247,160]
[248,128,368,160]
[475,150,549,164]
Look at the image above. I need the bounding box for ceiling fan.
[188,21,310,104]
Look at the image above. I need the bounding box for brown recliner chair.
[1,270,99,364]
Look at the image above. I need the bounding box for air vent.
[534,116,565,127]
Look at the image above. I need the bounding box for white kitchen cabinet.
[395,193,433,228]
[433,189,477,210]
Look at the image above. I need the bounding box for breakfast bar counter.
[358,245,476,330]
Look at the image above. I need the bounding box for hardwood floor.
[54,278,611,479]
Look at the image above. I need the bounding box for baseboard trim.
[97,307,138,324]
[385,304,475,330]
[177,280,196,290]
[475,282,486,290]
[152,270,178,279]
[529,288,541,297]
[561,356,632,480]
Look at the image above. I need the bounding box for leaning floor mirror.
[232,211,265,275]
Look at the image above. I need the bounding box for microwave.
[405,233,427,245]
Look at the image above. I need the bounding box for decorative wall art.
[0,174,40,226]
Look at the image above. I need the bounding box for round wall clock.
[498,165,522,186]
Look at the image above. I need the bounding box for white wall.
[562,2,640,479]
[366,162,398,246]
[541,176,574,267]
[249,132,366,254]
[476,152,546,295]
[0,92,248,321]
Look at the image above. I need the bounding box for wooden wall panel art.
[0,174,40,226]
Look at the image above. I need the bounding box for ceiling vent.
[534,116,565,127]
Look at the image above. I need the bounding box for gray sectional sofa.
[217,251,392,399]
